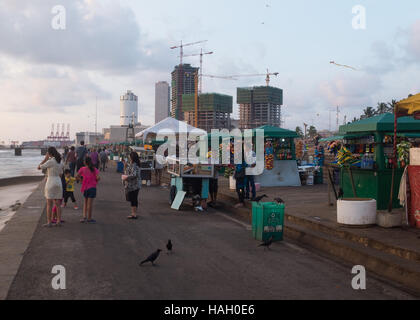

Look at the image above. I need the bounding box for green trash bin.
[252,202,285,242]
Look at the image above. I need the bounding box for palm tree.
[360,107,376,119]
[376,102,390,114]
[387,99,397,113]
[295,126,304,138]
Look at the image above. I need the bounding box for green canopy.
[254,125,299,138]
[339,113,420,134]
[319,135,344,142]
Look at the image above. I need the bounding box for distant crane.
[183,49,214,94]
[170,40,207,119]
[227,69,279,86]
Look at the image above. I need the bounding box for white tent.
[136,117,206,140]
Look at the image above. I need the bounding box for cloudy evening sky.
[0,0,420,142]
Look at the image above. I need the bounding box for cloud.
[319,73,382,109]
[406,20,420,61]
[0,59,111,112]
[0,0,172,74]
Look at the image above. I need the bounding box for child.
[76,157,100,224]
[63,169,78,209]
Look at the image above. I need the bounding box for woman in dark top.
[122,152,142,220]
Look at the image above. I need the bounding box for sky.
[0,0,420,143]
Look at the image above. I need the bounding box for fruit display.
[265,154,274,170]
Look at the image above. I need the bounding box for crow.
[258,236,274,250]
[274,198,285,204]
[166,240,173,254]
[140,249,162,266]
[253,194,268,203]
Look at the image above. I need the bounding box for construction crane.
[227,69,279,86]
[183,49,214,94]
[170,40,207,120]
[170,40,208,66]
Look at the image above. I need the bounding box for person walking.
[37,147,64,227]
[90,148,99,169]
[76,157,100,224]
[234,163,246,208]
[244,145,257,200]
[99,148,108,172]
[66,146,77,176]
[122,151,142,220]
[76,141,88,173]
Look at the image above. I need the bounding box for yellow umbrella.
[396,93,420,118]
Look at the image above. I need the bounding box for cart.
[167,156,214,208]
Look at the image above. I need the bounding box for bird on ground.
[258,236,274,250]
[274,198,285,204]
[140,249,162,266]
[253,194,268,203]
[166,240,173,254]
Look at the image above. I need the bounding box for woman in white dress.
[38,147,64,227]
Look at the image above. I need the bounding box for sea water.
[0,149,44,179]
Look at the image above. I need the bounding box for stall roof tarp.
[319,135,344,142]
[396,93,420,118]
[136,117,206,139]
[339,113,420,134]
[254,125,299,138]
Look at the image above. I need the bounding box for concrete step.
[284,220,420,296]
[285,213,420,264]
[218,190,420,265]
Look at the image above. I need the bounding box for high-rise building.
[183,93,232,132]
[237,86,283,129]
[171,64,199,120]
[120,90,138,126]
[155,81,170,124]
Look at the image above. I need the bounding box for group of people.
[37,140,143,228]
[38,143,101,227]
[62,143,110,177]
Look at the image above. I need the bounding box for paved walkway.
[5,171,415,300]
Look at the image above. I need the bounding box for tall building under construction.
[183,93,233,132]
[237,86,283,129]
[171,64,199,120]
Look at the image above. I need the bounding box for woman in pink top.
[76,157,100,224]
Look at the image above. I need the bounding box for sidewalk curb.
[0,182,45,300]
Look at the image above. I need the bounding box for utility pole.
[303,123,308,139]
[95,96,98,145]
[336,106,340,132]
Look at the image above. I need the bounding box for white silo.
[120,90,138,126]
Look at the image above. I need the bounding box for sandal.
[127,216,138,220]
[80,218,87,223]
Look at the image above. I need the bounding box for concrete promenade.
[1,170,416,300]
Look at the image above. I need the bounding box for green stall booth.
[338,114,420,210]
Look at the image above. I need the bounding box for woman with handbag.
[122,151,142,220]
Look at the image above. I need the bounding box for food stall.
[167,156,214,209]
[393,93,420,227]
[253,126,301,187]
[337,114,420,210]
[130,146,155,184]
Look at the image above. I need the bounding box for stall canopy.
[253,125,299,138]
[395,93,420,119]
[339,113,420,134]
[136,117,206,140]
